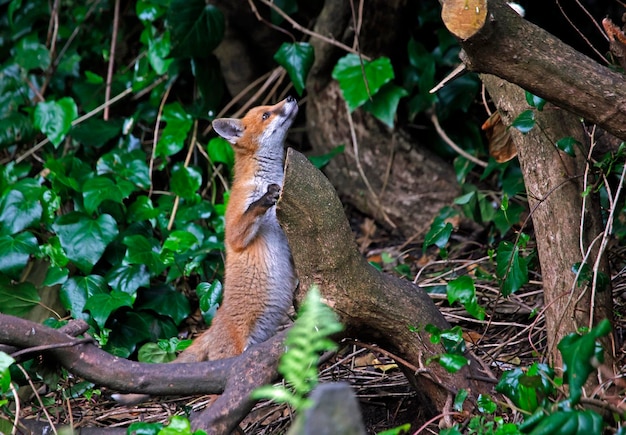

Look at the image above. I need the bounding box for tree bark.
[441,0,626,141]
[480,76,614,369]
[277,148,494,413]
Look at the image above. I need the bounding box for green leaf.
[127,196,159,223]
[307,145,345,169]
[375,423,411,435]
[138,342,174,363]
[196,281,223,325]
[0,276,41,316]
[82,176,126,214]
[495,363,555,412]
[555,137,578,157]
[170,164,202,199]
[123,234,165,275]
[207,137,234,168]
[436,353,469,373]
[97,149,151,189]
[136,0,166,22]
[495,241,528,296]
[52,213,119,274]
[33,97,78,147]
[0,232,38,278]
[423,219,453,251]
[447,276,485,320]
[43,266,69,286]
[362,83,408,128]
[0,189,42,235]
[136,285,191,326]
[162,230,199,254]
[477,394,497,414]
[128,422,163,435]
[332,54,394,112]
[273,42,314,96]
[525,92,546,111]
[0,351,15,393]
[557,319,610,405]
[167,0,224,58]
[453,389,468,411]
[0,112,35,149]
[528,410,603,435]
[156,102,193,158]
[71,118,122,148]
[13,34,51,71]
[85,290,134,329]
[511,109,535,134]
[60,275,108,322]
[106,264,150,296]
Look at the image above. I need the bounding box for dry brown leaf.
[482,111,517,163]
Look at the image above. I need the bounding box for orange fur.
[178,97,299,362]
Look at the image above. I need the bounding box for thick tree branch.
[444,0,626,141]
[277,149,495,413]
[0,314,285,432]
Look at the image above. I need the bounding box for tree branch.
[0,314,285,432]
[444,0,626,141]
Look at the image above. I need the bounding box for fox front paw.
[261,183,281,207]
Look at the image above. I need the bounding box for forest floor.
[13,211,626,434]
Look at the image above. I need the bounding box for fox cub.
[178,96,299,361]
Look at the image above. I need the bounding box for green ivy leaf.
[0,351,15,393]
[136,285,191,326]
[207,137,234,169]
[52,212,119,274]
[71,118,122,148]
[528,410,603,435]
[171,164,202,199]
[156,103,193,158]
[85,290,134,329]
[162,230,199,254]
[13,34,51,71]
[97,149,151,190]
[446,276,485,320]
[138,342,174,363]
[167,0,224,58]
[332,54,394,112]
[33,97,78,147]
[0,276,41,316]
[477,394,497,414]
[495,363,555,412]
[136,0,166,22]
[362,83,408,128]
[557,318,610,405]
[273,42,314,96]
[197,281,223,325]
[123,234,165,275]
[106,264,150,296]
[0,112,35,149]
[511,109,535,134]
[525,92,546,111]
[43,265,69,286]
[127,196,159,223]
[60,275,108,322]
[82,176,126,215]
[436,353,469,373]
[308,145,345,169]
[0,232,38,278]
[495,241,528,296]
[0,189,42,235]
[423,219,453,252]
[555,137,578,157]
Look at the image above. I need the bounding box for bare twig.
[104,0,121,120]
[430,111,488,168]
[148,83,173,195]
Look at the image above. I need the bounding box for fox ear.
[212,118,244,144]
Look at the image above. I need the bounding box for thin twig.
[148,83,173,196]
[430,111,488,168]
[9,381,19,435]
[255,0,370,60]
[15,364,58,435]
[14,87,134,165]
[344,100,396,228]
[104,0,121,120]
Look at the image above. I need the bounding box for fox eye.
[262,112,270,120]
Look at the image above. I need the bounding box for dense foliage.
[0,0,624,433]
